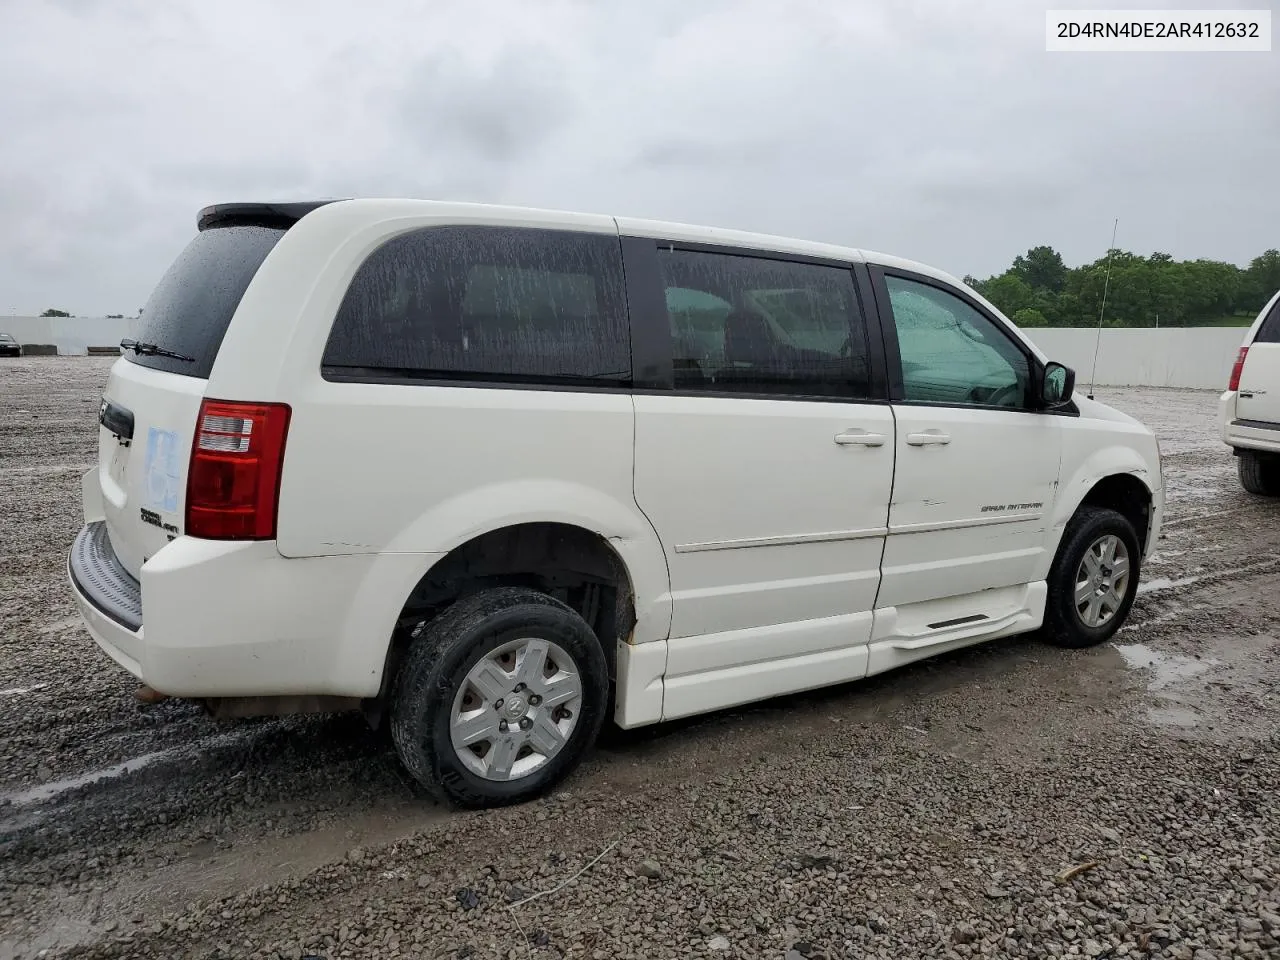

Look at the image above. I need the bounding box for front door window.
[885,275,1029,408]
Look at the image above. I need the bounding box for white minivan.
[69,199,1163,807]
[1221,289,1280,496]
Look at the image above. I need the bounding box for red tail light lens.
[185,399,291,540]
[1228,347,1249,391]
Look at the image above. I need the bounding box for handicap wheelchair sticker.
[144,427,181,513]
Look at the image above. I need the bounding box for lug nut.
[495,698,504,708]
[499,720,509,732]
[519,717,533,731]
[529,694,542,706]
[514,682,526,693]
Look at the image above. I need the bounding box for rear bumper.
[1223,422,1280,460]
[1226,420,1280,456]
[68,521,437,700]
[68,522,147,680]
[1221,391,1280,455]
[69,523,143,630]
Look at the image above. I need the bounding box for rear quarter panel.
[273,381,672,645]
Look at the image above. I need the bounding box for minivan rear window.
[127,225,286,378]
[322,226,630,386]
[1257,296,1280,344]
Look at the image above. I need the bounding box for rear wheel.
[1041,506,1141,649]
[1238,451,1280,497]
[390,586,609,809]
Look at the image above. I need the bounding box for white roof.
[318,198,966,290]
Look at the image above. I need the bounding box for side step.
[868,582,1047,674]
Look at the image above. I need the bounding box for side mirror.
[1041,361,1075,408]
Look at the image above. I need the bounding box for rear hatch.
[1236,292,1280,426]
[96,220,288,578]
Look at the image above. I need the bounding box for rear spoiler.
[196,200,345,232]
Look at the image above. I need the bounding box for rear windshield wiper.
[120,339,194,362]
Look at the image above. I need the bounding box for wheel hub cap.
[449,637,583,783]
[1074,534,1131,629]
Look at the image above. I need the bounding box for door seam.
[873,404,898,611]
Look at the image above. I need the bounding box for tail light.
[1228,347,1249,391]
[186,399,291,540]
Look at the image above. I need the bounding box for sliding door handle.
[835,431,887,446]
[906,431,951,446]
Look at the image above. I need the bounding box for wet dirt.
[2,364,1278,959]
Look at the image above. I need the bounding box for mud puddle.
[1110,623,1280,739]
[1114,643,1219,688]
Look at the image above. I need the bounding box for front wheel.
[1041,506,1141,649]
[390,587,610,809]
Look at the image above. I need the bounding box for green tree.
[1012,307,1048,328]
[979,273,1035,317]
[967,244,1273,327]
[1064,256,1117,327]
[1243,250,1280,313]
[1051,291,1087,327]
[1147,254,1187,326]
[1011,246,1068,293]
[40,308,71,317]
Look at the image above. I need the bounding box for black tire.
[390,586,609,809]
[1238,451,1280,497]
[1041,506,1142,649]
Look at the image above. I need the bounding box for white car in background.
[1221,290,1280,496]
[68,199,1164,808]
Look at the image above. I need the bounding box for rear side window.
[658,248,870,398]
[1256,296,1280,343]
[323,227,630,385]
[129,225,285,378]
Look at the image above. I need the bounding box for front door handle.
[906,431,951,446]
[835,431,887,447]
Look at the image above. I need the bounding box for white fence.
[0,314,1250,389]
[1026,327,1247,391]
[1,316,136,355]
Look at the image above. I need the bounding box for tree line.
[964,247,1280,328]
[31,246,1280,330]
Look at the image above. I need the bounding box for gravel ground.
[2,358,1279,960]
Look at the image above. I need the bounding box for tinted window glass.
[323,227,629,384]
[128,225,285,378]
[1256,296,1280,343]
[885,275,1030,408]
[658,249,869,398]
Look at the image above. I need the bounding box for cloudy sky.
[0,0,1276,315]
